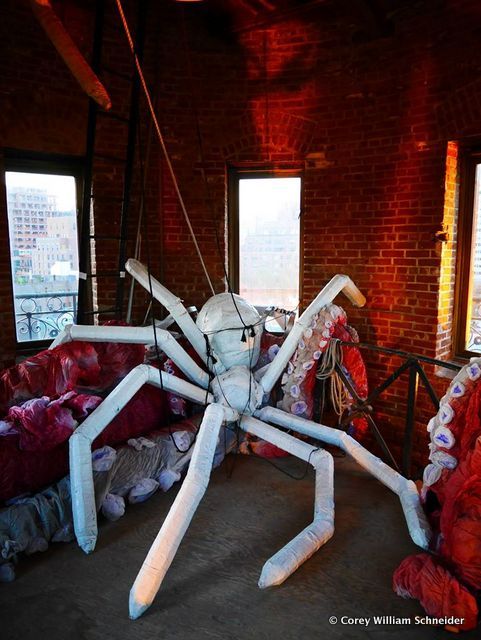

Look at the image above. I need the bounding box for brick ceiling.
[184,0,426,39]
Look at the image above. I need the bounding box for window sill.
[434,357,467,380]
[15,340,53,364]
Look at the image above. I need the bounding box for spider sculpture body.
[52,259,431,619]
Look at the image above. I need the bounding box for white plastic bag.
[128,479,159,504]
[92,446,117,472]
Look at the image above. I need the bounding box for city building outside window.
[4,153,82,346]
[229,170,302,328]
[454,148,481,357]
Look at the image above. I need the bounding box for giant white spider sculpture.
[52,258,431,619]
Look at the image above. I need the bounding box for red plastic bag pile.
[5,391,102,451]
[0,336,145,416]
[0,338,172,502]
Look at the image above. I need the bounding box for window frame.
[453,146,481,359]
[3,149,84,353]
[227,167,304,312]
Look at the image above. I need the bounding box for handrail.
[324,340,462,478]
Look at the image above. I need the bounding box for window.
[455,149,481,357]
[229,170,302,315]
[4,152,82,346]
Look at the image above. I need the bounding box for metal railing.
[14,292,78,342]
[328,341,462,478]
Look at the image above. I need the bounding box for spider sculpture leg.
[70,364,212,553]
[50,324,209,388]
[260,274,366,394]
[129,403,237,620]
[125,258,225,372]
[129,413,333,620]
[257,406,432,549]
[240,416,334,588]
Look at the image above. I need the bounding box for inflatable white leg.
[240,416,334,588]
[49,324,209,388]
[260,275,366,394]
[70,365,211,553]
[129,403,235,619]
[125,259,222,370]
[257,407,431,549]
[49,325,72,348]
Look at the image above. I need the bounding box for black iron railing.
[14,292,78,342]
[329,341,462,478]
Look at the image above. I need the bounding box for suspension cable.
[115,0,215,296]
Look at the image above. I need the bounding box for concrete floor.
[0,454,478,640]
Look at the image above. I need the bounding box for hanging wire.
[115,0,215,296]
[136,107,199,456]
[126,96,156,324]
[117,1,312,478]
[177,6,262,335]
[136,117,163,388]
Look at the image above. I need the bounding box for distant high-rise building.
[31,216,78,278]
[239,205,299,309]
[6,186,78,281]
[6,186,57,277]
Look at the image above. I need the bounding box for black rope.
[136,115,164,391]
[178,6,253,332]
[136,108,204,455]
[133,8,303,471]
[249,444,322,481]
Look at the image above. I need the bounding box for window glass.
[467,164,481,353]
[238,176,301,311]
[5,171,79,343]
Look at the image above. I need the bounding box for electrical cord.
[177,5,274,334]
[136,117,164,392]
[249,444,322,481]
[177,6,310,479]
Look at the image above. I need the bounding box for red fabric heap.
[290,320,369,439]
[7,392,98,451]
[0,337,145,416]
[335,323,369,439]
[393,375,481,632]
[0,339,170,503]
[393,554,478,631]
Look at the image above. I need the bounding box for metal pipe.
[337,340,462,372]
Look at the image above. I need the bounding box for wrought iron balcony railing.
[14,292,78,342]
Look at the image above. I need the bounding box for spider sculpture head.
[196,292,264,414]
[196,292,262,369]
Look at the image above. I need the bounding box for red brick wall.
[0,0,161,364]
[2,1,481,472]
[0,0,89,367]
[148,1,481,471]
